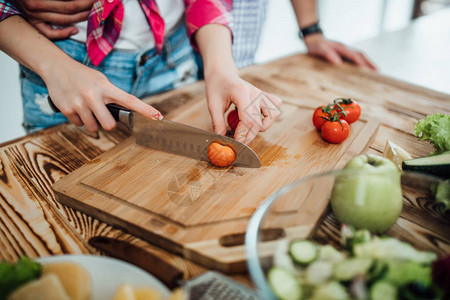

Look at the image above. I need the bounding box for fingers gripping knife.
[47,97,261,168]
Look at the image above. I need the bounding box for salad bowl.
[245,169,449,300]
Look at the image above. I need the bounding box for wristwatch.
[299,22,323,40]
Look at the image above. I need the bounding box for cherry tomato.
[334,98,361,124]
[321,119,350,144]
[227,109,239,131]
[208,142,236,167]
[312,106,335,130]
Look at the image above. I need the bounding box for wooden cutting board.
[53,98,379,273]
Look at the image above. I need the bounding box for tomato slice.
[208,142,236,167]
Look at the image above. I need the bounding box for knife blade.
[110,104,261,168]
[47,97,261,168]
[88,237,259,300]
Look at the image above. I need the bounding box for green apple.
[331,154,403,233]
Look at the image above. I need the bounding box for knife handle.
[47,96,133,128]
[104,103,133,128]
[89,236,184,289]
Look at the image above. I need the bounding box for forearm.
[0,15,73,80]
[194,24,238,78]
[290,0,318,28]
[0,16,163,132]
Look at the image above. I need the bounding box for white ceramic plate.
[36,254,171,300]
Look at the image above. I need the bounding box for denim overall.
[20,21,198,132]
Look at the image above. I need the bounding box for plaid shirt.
[232,0,267,68]
[0,0,232,66]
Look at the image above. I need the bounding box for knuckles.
[102,121,117,132]
[62,2,78,14]
[22,0,42,12]
[52,14,76,26]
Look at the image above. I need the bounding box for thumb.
[208,99,227,136]
[34,23,79,40]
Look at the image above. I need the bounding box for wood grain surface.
[1,54,449,283]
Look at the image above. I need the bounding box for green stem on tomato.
[334,98,355,113]
[321,110,347,129]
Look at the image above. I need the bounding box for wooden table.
[0,54,449,287]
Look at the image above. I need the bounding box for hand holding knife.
[48,97,261,168]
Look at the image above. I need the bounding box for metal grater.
[187,271,259,300]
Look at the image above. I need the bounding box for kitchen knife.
[47,97,261,168]
[88,236,259,300]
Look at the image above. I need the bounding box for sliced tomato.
[208,142,236,167]
[321,119,350,144]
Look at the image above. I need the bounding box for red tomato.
[334,98,361,124]
[321,119,350,144]
[227,109,239,130]
[208,142,236,167]
[312,106,335,130]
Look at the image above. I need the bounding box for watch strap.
[299,22,323,39]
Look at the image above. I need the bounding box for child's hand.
[44,58,163,132]
[205,71,282,145]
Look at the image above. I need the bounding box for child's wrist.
[204,60,239,80]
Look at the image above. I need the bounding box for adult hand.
[0,15,159,132]
[15,0,93,39]
[205,71,282,145]
[304,34,377,71]
[43,57,163,132]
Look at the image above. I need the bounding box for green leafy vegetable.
[0,256,41,300]
[353,236,437,264]
[414,113,450,155]
[384,261,432,286]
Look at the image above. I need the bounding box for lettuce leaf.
[414,113,450,155]
[0,256,41,300]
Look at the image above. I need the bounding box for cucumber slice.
[370,280,398,300]
[305,261,333,285]
[309,281,349,300]
[289,240,319,266]
[318,245,346,264]
[333,258,373,281]
[268,267,302,300]
[402,151,450,179]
